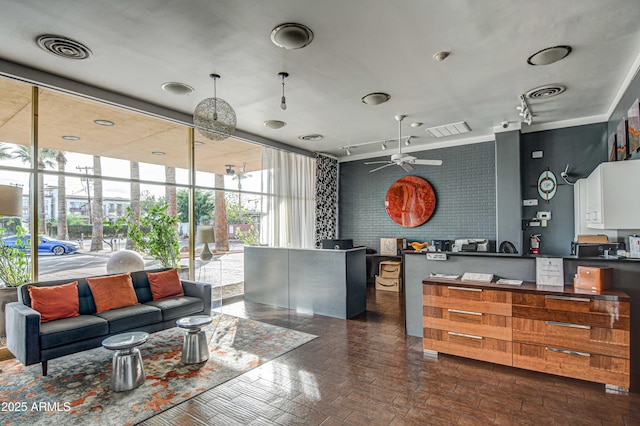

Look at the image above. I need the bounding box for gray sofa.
[5,268,212,375]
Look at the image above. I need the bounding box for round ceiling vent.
[271,23,314,50]
[161,82,194,96]
[526,84,566,99]
[527,45,571,66]
[36,35,92,60]
[298,134,323,141]
[264,120,286,129]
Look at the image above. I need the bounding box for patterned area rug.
[0,313,316,425]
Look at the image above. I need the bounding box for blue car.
[1,235,79,255]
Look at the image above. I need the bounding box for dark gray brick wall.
[338,141,496,251]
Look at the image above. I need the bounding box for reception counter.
[404,251,640,389]
[244,246,366,319]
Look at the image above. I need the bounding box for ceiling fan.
[365,115,442,173]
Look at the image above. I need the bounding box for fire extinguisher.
[530,234,541,255]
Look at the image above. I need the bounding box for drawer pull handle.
[447,286,483,292]
[545,295,590,303]
[448,309,483,316]
[546,347,591,357]
[448,331,483,340]
[546,321,591,330]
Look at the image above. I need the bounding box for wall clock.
[385,176,436,227]
[537,168,557,201]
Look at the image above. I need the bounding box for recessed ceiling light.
[161,82,194,95]
[36,34,92,60]
[271,23,314,50]
[527,46,571,66]
[361,92,391,105]
[432,51,450,61]
[264,120,287,129]
[62,135,80,141]
[151,151,165,156]
[194,141,204,146]
[94,119,114,126]
[298,134,324,141]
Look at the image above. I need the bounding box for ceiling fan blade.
[400,162,414,172]
[364,160,392,165]
[413,159,443,166]
[369,163,395,173]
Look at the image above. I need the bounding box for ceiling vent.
[425,121,471,138]
[526,84,566,99]
[36,35,92,60]
[298,134,323,141]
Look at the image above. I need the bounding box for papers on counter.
[496,278,523,286]
[429,273,459,280]
[461,272,493,282]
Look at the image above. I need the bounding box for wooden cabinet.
[423,284,513,366]
[512,293,630,389]
[423,279,630,390]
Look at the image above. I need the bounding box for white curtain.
[262,147,316,248]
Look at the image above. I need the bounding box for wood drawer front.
[424,328,512,366]
[512,294,629,330]
[423,285,511,316]
[423,306,512,340]
[513,342,629,388]
[513,318,629,359]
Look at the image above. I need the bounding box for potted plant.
[116,202,180,268]
[0,224,31,337]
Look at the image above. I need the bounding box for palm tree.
[165,166,177,217]
[55,151,68,240]
[12,145,56,234]
[214,173,229,251]
[90,155,103,251]
[127,161,140,250]
[0,143,13,160]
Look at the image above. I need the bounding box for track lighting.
[278,72,289,110]
[405,136,412,146]
[381,141,387,150]
[346,148,352,156]
[517,94,534,125]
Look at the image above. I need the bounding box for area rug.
[0,313,317,425]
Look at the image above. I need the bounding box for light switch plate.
[523,199,538,206]
[532,150,543,158]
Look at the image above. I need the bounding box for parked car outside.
[0,235,79,255]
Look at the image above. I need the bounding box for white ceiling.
[1,0,639,162]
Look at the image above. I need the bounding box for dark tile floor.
[142,287,640,425]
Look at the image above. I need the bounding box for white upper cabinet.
[585,160,640,229]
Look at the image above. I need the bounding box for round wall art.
[385,176,436,227]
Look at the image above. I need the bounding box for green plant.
[235,224,260,245]
[0,224,31,287]
[116,202,180,268]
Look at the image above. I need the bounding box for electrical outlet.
[536,211,551,220]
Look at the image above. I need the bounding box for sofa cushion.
[144,296,204,321]
[28,281,80,323]
[87,273,139,313]
[96,304,162,334]
[147,269,184,300]
[40,315,109,350]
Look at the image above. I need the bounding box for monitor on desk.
[321,239,354,250]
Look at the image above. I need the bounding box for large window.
[0,77,261,301]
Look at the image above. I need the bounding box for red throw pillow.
[28,281,80,323]
[87,273,139,313]
[147,269,184,300]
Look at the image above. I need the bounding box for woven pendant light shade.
[193,74,236,141]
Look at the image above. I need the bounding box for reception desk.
[244,246,366,319]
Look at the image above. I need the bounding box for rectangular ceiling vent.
[425,121,471,138]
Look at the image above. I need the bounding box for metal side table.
[176,315,212,364]
[102,331,149,392]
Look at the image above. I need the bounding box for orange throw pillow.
[87,273,139,313]
[147,269,184,300]
[28,282,80,323]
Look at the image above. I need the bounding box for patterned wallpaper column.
[314,153,338,247]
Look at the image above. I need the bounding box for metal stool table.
[102,331,149,392]
[176,315,213,364]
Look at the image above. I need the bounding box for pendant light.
[278,72,289,110]
[193,73,237,141]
